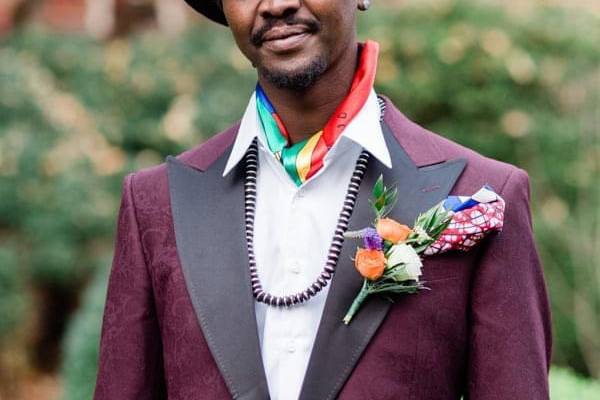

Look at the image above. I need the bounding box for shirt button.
[287,340,296,353]
[290,265,301,274]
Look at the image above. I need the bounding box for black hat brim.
[184,0,228,26]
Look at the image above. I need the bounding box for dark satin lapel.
[167,151,270,400]
[298,122,467,400]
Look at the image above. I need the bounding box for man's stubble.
[258,55,329,91]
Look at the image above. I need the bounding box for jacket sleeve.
[465,168,552,399]
[94,173,166,399]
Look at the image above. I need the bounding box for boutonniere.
[342,176,505,324]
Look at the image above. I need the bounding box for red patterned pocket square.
[424,186,505,255]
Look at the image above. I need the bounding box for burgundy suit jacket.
[94,97,552,400]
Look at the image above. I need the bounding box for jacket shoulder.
[129,121,240,189]
[382,96,526,196]
[428,128,529,198]
[119,122,240,212]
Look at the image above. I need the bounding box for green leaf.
[384,187,398,207]
[372,175,384,199]
[374,196,386,211]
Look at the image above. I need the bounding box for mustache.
[250,16,321,47]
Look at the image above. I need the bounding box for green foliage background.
[0,0,598,397]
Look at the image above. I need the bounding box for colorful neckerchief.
[255,40,379,186]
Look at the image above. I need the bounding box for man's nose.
[258,0,302,19]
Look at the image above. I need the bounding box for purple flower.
[363,228,383,250]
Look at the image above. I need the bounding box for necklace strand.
[244,97,386,307]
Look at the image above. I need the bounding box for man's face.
[221,0,358,90]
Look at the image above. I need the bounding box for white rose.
[386,244,423,282]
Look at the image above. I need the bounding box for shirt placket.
[262,184,313,399]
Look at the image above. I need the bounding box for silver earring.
[358,0,371,11]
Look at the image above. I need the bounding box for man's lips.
[257,24,315,53]
[262,25,310,53]
[261,25,310,42]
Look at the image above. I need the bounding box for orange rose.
[376,218,412,243]
[354,248,386,280]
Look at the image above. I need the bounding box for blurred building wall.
[1,0,598,40]
[0,0,189,39]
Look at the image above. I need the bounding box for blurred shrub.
[0,0,597,395]
[0,246,26,339]
[0,39,119,303]
[550,367,600,399]
[61,261,110,400]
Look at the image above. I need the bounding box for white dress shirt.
[223,89,392,400]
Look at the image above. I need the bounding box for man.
[94,1,552,399]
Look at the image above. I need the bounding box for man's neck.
[257,43,359,145]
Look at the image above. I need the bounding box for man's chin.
[258,57,328,91]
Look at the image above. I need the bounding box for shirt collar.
[222,89,392,177]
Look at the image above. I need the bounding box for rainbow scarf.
[256,40,379,186]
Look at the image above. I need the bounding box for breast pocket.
[420,248,479,282]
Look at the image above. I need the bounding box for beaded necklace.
[245,97,386,307]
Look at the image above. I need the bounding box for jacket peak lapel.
[298,122,466,400]
[167,150,270,400]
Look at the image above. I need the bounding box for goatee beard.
[259,56,328,91]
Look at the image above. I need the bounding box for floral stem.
[343,228,368,239]
[343,280,369,325]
